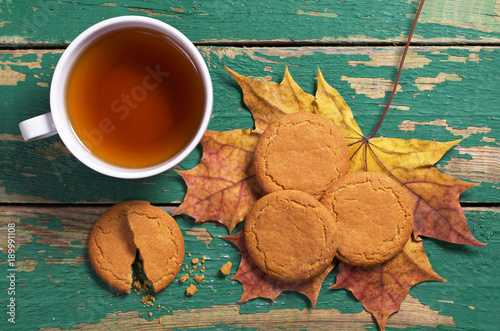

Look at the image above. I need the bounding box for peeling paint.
[0,50,47,69]
[128,7,180,18]
[379,104,410,111]
[348,49,433,69]
[0,35,29,44]
[98,2,117,7]
[56,293,454,329]
[398,119,491,138]
[441,53,481,64]
[413,73,462,91]
[0,65,26,85]
[21,173,37,177]
[482,136,500,145]
[0,21,12,28]
[420,0,500,33]
[296,9,338,18]
[185,227,213,246]
[199,47,288,67]
[172,7,185,13]
[247,75,273,82]
[34,141,72,161]
[0,133,24,142]
[437,146,500,183]
[341,76,401,99]
[36,81,49,87]
[17,259,38,272]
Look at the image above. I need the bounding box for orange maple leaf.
[331,236,446,331]
[227,66,483,247]
[173,129,263,232]
[223,231,334,307]
[174,67,483,328]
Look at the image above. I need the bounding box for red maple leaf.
[331,236,445,331]
[223,231,334,308]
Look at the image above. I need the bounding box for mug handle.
[19,113,58,142]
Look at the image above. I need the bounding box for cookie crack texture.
[321,172,413,266]
[127,207,184,293]
[92,229,133,286]
[89,210,137,293]
[245,190,336,282]
[255,113,348,199]
[89,201,184,294]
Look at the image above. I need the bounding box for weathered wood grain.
[1,46,498,203]
[40,295,456,330]
[0,206,497,330]
[1,2,497,331]
[0,0,499,46]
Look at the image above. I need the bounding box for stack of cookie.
[246,112,413,282]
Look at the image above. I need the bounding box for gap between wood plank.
[0,202,498,208]
[2,40,500,50]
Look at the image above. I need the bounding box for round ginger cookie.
[254,112,349,199]
[126,203,185,293]
[89,200,185,293]
[88,200,149,293]
[320,172,414,266]
[244,190,337,282]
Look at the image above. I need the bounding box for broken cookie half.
[88,200,185,293]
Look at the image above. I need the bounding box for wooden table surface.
[1,1,499,330]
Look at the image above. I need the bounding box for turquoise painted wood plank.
[1,46,498,204]
[0,206,497,330]
[0,0,499,45]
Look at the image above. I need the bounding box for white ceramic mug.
[19,16,212,179]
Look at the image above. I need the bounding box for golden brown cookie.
[88,200,149,293]
[254,112,349,199]
[244,190,337,281]
[127,204,185,293]
[89,200,185,293]
[320,172,414,266]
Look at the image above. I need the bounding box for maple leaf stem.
[368,0,426,140]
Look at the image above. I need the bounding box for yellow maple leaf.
[226,66,316,134]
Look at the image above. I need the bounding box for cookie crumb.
[233,307,238,311]
[148,312,152,317]
[220,261,232,275]
[179,274,189,283]
[194,275,204,283]
[186,284,197,296]
[188,253,191,257]
[141,293,155,307]
[191,258,199,264]
[193,265,198,270]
